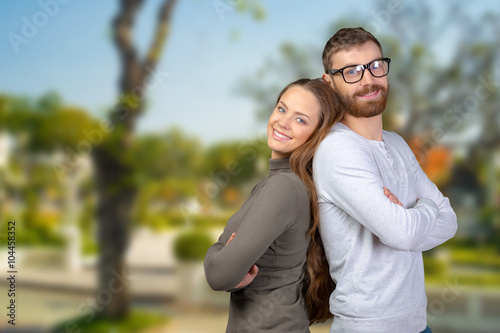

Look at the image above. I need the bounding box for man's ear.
[322,73,334,88]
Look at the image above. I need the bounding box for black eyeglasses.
[327,58,391,84]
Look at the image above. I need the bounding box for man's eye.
[346,66,360,76]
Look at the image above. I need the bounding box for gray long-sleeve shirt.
[313,123,457,333]
[204,157,311,333]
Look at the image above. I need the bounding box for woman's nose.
[278,116,291,129]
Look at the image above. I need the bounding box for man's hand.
[226,233,259,288]
[384,187,403,206]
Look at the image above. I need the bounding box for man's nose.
[359,68,376,85]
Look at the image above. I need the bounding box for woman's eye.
[278,107,286,113]
[297,118,306,124]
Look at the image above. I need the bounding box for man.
[313,27,457,333]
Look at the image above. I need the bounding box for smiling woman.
[267,85,322,159]
[203,78,349,332]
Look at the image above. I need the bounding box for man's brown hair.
[322,27,383,73]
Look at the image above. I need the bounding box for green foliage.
[81,235,99,256]
[424,245,500,287]
[423,254,449,276]
[450,273,500,287]
[136,207,231,229]
[80,194,98,256]
[131,128,203,181]
[131,132,269,214]
[203,140,260,185]
[0,92,258,244]
[191,214,231,228]
[0,93,100,153]
[52,310,168,333]
[450,248,500,269]
[479,205,500,245]
[15,189,65,246]
[173,229,213,262]
[133,178,197,229]
[235,0,266,21]
[201,137,270,198]
[12,226,65,247]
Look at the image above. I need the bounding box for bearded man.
[313,27,457,333]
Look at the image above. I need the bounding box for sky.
[0,0,498,144]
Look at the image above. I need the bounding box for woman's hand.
[384,187,403,206]
[225,232,236,246]
[233,264,259,289]
[226,233,259,289]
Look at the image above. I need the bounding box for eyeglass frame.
[326,58,391,84]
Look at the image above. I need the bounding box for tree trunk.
[92,0,177,319]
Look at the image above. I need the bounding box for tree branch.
[144,0,178,70]
[113,0,145,92]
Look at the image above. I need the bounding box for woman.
[204,78,347,332]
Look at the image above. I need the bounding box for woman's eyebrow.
[294,111,310,120]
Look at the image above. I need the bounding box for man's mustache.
[354,84,386,97]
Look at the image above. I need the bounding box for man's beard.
[347,83,390,118]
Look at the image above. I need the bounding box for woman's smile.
[272,128,292,141]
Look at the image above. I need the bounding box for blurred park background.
[0,0,499,332]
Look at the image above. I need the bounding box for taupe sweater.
[204,157,311,333]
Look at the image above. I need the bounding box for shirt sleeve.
[314,134,440,252]
[400,136,458,252]
[204,174,302,291]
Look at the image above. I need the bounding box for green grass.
[424,246,500,288]
[52,310,169,333]
[450,247,500,268]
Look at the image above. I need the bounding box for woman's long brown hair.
[275,78,348,324]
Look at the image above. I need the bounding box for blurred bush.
[52,310,168,333]
[173,229,214,262]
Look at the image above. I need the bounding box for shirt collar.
[269,157,291,176]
